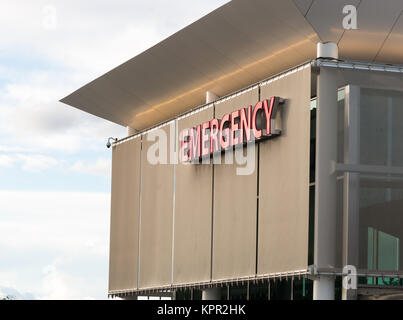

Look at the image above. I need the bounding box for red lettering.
[231,110,240,146]
[210,118,220,153]
[190,125,201,160]
[220,114,230,149]
[201,121,210,157]
[252,101,263,140]
[264,97,274,135]
[240,105,252,143]
[180,97,282,159]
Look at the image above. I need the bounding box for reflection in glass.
[356,89,403,281]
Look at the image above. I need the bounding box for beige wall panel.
[139,124,175,289]
[213,87,259,280]
[109,137,141,291]
[174,107,214,284]
[258,67,311,274]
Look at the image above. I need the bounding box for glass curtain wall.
[341,87,403,286]
[359,88,403,285]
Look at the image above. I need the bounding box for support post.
[202,287,221,300]
[313,66,338,300]
[313,277,335,300]
[206,91,218,104]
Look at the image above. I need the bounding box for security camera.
[106,137,118,148]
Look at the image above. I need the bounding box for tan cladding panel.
[213,87,259,280]
[174,107,214,285]
[139,124,175,289]
[258,66,311,274]
[109,137,141,291]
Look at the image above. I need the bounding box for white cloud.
[0,155,15,168]
[70,158,111,176]
[0,190,110,299]
[0,70,126,154]
[0,150,109,177]
[16,154,58,172]
[0,153,59,172]
[0,145,35,153]
[40,265,81,300]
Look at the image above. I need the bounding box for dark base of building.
[110,276,403,300]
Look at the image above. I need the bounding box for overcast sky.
[0,0,228,299]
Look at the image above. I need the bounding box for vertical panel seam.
[137,136,143,289]
[108,145,115,291]
[255,86,261,276]
[210,103,216,281]
[171,120,178,285]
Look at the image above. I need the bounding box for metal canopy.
[61,0,403,130]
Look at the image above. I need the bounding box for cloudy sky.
[0,0,228,299]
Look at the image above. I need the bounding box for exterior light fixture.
[106,137,118,148]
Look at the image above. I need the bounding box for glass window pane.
[356,89,403,276]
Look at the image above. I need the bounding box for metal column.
[313,66,338,300]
